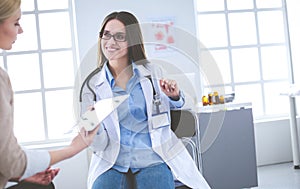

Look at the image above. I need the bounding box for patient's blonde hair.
[0,0,21,24]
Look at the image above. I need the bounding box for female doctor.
[80,11,211,189]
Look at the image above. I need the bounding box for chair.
[170,109,202,171]
[170,109,202,189]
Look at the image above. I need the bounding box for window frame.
[0,0,80,145]
[196,0,294,121]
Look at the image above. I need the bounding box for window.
[0,0,78,144]
[196,0,294,120]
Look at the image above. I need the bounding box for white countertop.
[195,102,252,113]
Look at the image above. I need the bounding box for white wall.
[254,119,294,166]
[51,147,90,189]
[51,149,90,189]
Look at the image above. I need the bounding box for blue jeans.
[92,163,175,189]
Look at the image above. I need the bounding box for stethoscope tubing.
[79,67,102,102]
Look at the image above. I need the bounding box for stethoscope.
[79,64,163,113]
[79,67,102,103]
[64,67,101,134]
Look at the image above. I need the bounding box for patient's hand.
[24,167,60,185]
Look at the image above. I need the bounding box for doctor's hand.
[160,79,180,101]
[71,125,100,151]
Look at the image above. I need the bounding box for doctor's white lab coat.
[80,65,211,189]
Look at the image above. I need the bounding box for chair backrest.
[170,109,202,173]
[170,109,197,138]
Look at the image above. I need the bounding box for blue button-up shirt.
[104,63,184,173]
[105,63,163,173]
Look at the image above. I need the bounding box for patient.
[0,0,99,188]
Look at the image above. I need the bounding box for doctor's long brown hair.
[97,11,149,69]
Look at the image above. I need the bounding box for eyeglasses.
[99,31,127,42]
